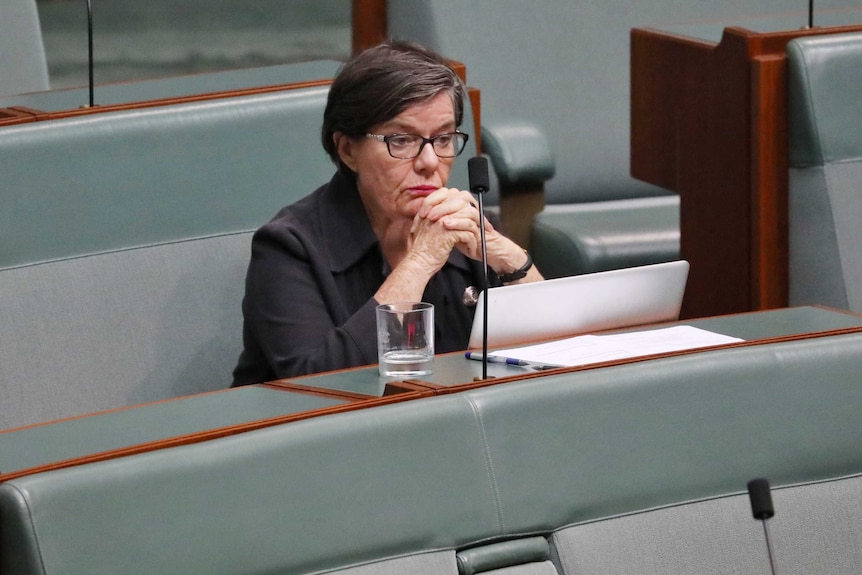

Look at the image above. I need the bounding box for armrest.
[481,118,555,187]
[481,118,554,248]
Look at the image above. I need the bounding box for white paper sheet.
[489,326,744,368]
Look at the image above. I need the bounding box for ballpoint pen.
[464,351,528,365]
[464,352,559,370]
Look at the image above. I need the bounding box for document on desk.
[490,326,745,368]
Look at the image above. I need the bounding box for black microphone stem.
[761,520,779,575]
[808,0,814,28]
[467,155,492,380]
[477,192,489,380]
[87,0,94,107]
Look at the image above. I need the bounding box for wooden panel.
[631,23,862,319]
[750,54,788,310]
[630,29,714,190]
[352,0,387,53]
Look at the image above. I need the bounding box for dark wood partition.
[631,23,862,319]
[352,0,388,53]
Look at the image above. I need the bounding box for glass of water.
[376,302,434,377]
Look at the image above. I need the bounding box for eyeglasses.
[365,132,469,159]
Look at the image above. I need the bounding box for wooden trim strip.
[0,106,41,126]
[261,380,376,401]
[0,78,334,128]
[382,380,446,396]
[0,386,251,436]
[750,54,789,310]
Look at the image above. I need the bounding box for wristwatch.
[497,252,534,284]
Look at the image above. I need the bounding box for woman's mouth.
[409,185,438,196]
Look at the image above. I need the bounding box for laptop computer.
[468,260,690,349]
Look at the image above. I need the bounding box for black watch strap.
[497,252,534,284]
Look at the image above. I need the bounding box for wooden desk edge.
[0,389,418,484]
[0,78,334,128]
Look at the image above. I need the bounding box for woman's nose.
[413,141,440,171]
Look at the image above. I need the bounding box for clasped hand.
[408,187,519,272]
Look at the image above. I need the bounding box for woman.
[232,41,542,385]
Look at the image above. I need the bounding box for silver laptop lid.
[468,260,689,349]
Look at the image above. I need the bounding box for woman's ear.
[333,132,358,173]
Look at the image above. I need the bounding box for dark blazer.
[232,171,491,386]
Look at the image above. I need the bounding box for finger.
[416,187,453,218]
[421,188,475,220]
[441,213,480,232]
[429,198,479,223]
[454,233,481,261]
[410,212,422,236]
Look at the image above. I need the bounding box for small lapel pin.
[462,285,479,307]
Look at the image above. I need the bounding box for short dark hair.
[321,40,467,174]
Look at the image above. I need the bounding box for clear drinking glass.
[376,302,434,377]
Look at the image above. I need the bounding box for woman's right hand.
[408,188,481,267]
[374,188,480,304]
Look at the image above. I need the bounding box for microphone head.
[468,156,490,194]
[747,478,775,520]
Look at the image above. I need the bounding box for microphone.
[468,156,491,381]
[86,0,95,107]
[809,0,814,28]
[747,477,779,575]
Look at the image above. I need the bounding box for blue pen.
[464,351,529,366]
[464,352,559,371]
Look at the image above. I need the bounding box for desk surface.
[0,385,359,480]
[288,306,862,396]
[2,306,860,482]
[0,60,340,114]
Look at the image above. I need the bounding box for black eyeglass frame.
[365,131,469,159]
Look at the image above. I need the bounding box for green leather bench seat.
[530,196,680,277]
[787,32,862,312]
[0,0,49,97]
[0,231,253,429]
[3,328,861,574]
[0,83,334,268]
[1,78,341,428]
[553,475,862,574]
